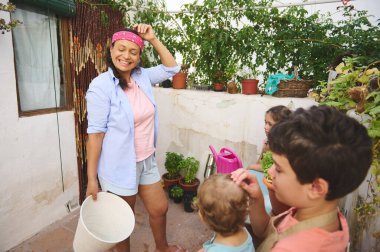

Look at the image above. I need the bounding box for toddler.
[196,173,255,252]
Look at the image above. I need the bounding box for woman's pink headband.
[112,31,144,50]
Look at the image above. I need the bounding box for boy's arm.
[248,189,271,238]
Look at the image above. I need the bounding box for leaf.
[368,128,380,138]
[368,106,380,116]
[335,62,349,74]
[322,101,346,107]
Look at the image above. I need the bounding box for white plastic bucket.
[73,192,135,252]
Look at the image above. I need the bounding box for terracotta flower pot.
[172,72,187,89]
[162,173,181,191]
[213,82,224,91]
[262,177,290,216]
[242,79,259,95]
[179,178,200,192]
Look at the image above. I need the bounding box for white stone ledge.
[153,87,318,181]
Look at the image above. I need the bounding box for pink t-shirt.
[271,208,349,252]
[125,78,155,161]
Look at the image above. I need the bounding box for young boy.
[231,105,372,251]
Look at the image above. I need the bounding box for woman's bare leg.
[113,194,137,252]
[139,182,183,252]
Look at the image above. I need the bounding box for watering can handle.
[220,148,243,168]
[209,145,218,159]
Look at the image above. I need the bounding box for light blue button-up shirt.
[86,64,180,189]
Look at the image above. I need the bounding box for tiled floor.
[9,195,211,252]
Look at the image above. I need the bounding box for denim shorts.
[99,154,161,196]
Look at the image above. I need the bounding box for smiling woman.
[85,24,186,252]
[108,29,143,89]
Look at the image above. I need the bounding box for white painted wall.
[152,88,379,251]
[0,1,79,250]
[153,88,317,182]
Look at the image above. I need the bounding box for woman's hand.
[86,178,99,200]
[133,23,177,67]
[133,23,156,42]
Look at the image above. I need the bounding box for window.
[11,3,72,116]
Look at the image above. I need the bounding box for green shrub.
[170,185,184,198]
[164,152,184,179]
[179,157,199,184]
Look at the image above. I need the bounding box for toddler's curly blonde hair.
[195,173,249,236]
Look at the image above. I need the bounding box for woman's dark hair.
[106,28,142,90]
[266,105,292,123]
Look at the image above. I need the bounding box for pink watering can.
[209,145,243,174]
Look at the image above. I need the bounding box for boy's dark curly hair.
[268,105,372,200]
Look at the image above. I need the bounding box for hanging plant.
[0,2,22,34]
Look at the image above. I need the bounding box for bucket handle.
[220,148,243,168]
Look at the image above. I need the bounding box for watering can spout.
[209,145,218,162]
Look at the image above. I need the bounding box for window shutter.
[13,0,76,17]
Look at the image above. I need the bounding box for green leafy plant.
[170,185,184,198]
[164,152,184,179]
[179,157,200,184]
[0,2,22,34]
[316,57,380,251]
[86,1,380,89]
[260,151,274,182]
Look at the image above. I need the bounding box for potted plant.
[178,156,200,192]
[170,185,184,203]
[212,70,225,91]
[239,68,259,95]
[227,80,239,94]
[260,151,290,215]
[177,156,200,213]
[162,152,184,191]
[172,64,190,89]
[184,194,197,213]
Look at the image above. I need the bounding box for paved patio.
[9,195,211,252]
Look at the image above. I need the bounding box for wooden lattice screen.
[69,2,124,203]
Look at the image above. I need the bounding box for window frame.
[12,15,73,117]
